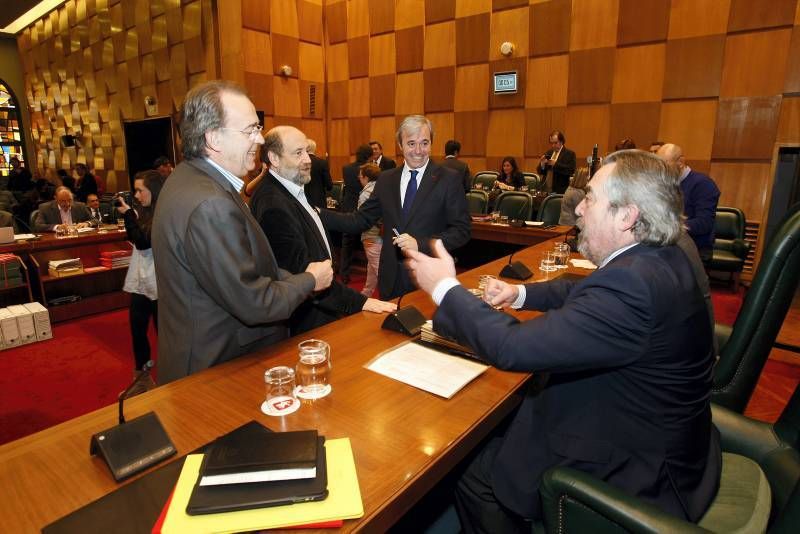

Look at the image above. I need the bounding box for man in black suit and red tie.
[369,140,396,171]
[321,115,471,300]
[406,150,720,532]
[537,129,577,194]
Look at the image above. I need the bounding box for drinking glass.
[261,366,299,416]
[67,224,78,237]
[295,339,332,400]
[539,251,557,272]
[55,225,66,238]
[553,242,570,269]
[491,211,500,223]
[116,218,125,230]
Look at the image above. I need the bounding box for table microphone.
[90,360,176,482]
[508,195,531,228]
[381,289,427,336]
[499,248,533,280]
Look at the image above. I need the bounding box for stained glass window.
[0,80,27,179]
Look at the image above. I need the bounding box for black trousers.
[454,437,532,534]
[129,292,157,370]
[339,232,357,279]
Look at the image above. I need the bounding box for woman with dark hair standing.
[116,170,166,384]
[495,156,525,191]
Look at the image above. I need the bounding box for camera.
[114,191,132,207]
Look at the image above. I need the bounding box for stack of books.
[47,258,84,278]
[99,250,132,269]
[0,253,23,288]
[157,421,363,533]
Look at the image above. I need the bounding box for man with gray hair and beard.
[405,150,720,531]
[250,126,395,334]
[152,81,332,383]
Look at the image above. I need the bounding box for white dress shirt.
[400,159,430,208]
[205,157,245,193]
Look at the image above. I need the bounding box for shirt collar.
[679,165,691,183]
[270,169,305,200]
[403,159,430,178]
[599,242,639,268]
[205,157,245,192]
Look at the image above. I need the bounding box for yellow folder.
[162,438,363,533]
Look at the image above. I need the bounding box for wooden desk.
[470,221,572,246]
[0,239,592,533]
[0,229,131,321]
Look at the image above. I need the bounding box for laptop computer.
[186,428,328,515]
[0,226,15,244]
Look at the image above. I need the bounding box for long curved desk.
[0,238,591,533]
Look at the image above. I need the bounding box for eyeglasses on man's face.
[220,124,263,141]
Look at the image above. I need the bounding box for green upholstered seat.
[466,189,489,215]
[710,207,751,291]
[712,209,800,413]
[472,171,499,191]
[536,194,563,225]
[495,191,533,220]
[523,172,542,192]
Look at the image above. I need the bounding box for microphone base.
[90,412,176,482]
[381,306,427,336]
[500,261,533,280]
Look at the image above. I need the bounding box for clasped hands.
[405,239,520,308]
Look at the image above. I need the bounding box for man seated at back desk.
[406,150,720,532]
[250,125,396,334]
[33,186,92,232]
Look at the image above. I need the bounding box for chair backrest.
[712,209,800,412]
[466,189,489,215]
[29,209,39,231]
[715,206,746,243]
[537,194,564,225]
[522,172,542,192]
[495,191,532,220]
[472,171,499,191]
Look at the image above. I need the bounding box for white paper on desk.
[524,220,544,226]
[570,258,597,269]
[13,233,36,240]
[366,341,489,398]
[77,227,94,233]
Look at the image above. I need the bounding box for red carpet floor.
[0,278,745,446]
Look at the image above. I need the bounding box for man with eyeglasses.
[537,129,576,194]
[152,80,333,384]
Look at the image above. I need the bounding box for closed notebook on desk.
[187,436,327,515]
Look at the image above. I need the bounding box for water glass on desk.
[553,242,570,269]
[295,339,332,400]
[540,251,557,272]
[261,366,299,416]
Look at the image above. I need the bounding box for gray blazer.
[32,200,91,232]
[151,158,316,383]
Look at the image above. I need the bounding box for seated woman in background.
[559,167,590,226]
[115,170,166,390]
[495,156,525,191]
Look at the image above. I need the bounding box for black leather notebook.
[187,435,328,515]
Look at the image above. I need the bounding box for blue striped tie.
[403,169,418,220]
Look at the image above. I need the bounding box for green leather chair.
[473,171,499,191]
[466,189,489,215]
[495,191,533,220]
[709,207,751,292]
[536,194,563,225]
[712,209,800,413]
[523,172,542,192]
[539,381,800,533]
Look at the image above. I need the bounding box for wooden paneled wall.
[325,0,800,229]
[16,0,216,192]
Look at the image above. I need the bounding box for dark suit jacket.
[32,200,91,232]
[88,205,114,225]
[681,169,720,253]
[152,159,316,383]
[434,244,720,521]
[538,146,577,194]
[305,154,332,210]
[76,173,98,202]
[321,161,471,299]
[377,156,396,171]
[340,161,366,212]
[439,156,472,193]
[250,174,367,334]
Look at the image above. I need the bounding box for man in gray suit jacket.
[33,186,91,232]
[152,81,332,384]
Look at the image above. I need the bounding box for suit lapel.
[271,176,331,259]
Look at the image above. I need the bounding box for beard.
[576,222,603,266]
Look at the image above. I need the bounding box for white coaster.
[294,384,332,400]
[260,395,300,416]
